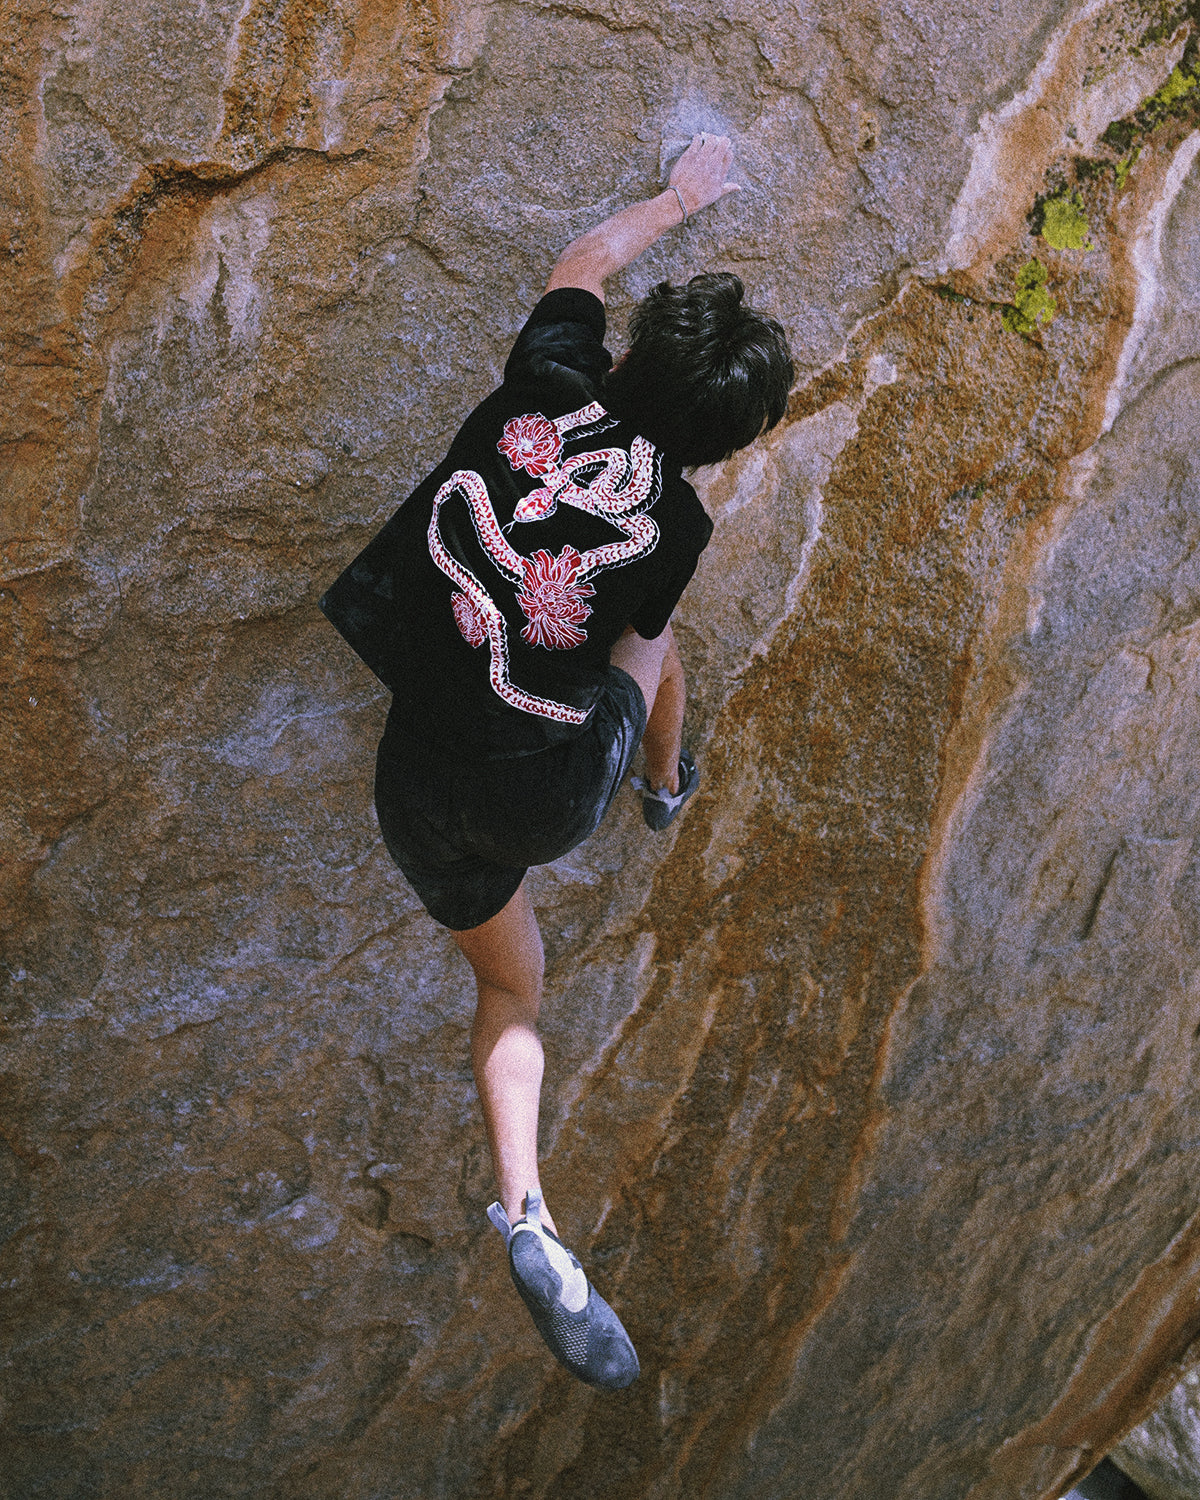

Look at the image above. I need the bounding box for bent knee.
[474,972,544,1027]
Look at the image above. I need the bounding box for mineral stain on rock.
[4,1,1200,1497]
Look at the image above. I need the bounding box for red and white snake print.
[427,402,662,724]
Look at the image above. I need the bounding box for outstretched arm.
[545,133,739,302]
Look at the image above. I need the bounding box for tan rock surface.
[4,0,1200,1495]
[1113,1365,1200,1500]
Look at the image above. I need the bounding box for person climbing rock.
[320,132,793,1389]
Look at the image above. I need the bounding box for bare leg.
[610,622,685,794]
[453,881,558,1235]
[461,879,641,1388]
[456,627,686,1234]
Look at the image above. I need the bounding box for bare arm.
[545,133,740,302]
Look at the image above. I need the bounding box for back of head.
[602,272,794,469]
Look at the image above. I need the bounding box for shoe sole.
[509,1229,640,1390]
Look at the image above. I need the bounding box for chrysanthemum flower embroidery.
[517,547,595,649]
[451,590,488,647]
[498,413,562,477]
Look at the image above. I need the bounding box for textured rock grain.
[4,0,1200,1496]
[1115,1366,1200,1500]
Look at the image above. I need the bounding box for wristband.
[669,185,688,223]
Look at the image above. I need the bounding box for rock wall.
[1115,1367,1200,1499]
[4,0,1200,1495]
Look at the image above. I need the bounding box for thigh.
[469,666,646,867]
[452,880,544,991]
[374,742,527,931]
[374,665,646,920]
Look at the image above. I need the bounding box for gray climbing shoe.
[486,1192,640,1391]
[632,749,700,831]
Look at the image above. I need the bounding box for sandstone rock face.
[4,0,1200,1495]
[1115,1367,1200,1500]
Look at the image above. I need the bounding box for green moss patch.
[1114,146,1141,190]
[1001,259,1057,337]
[1040,190,1096,251]
[1101,30,1200,157]
[1102,118,1138,152]
[1151,62,1199,106]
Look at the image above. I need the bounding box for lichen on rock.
[1002,256,1059,334]
[1151,61,1199,109]
[1039,189,1097,250]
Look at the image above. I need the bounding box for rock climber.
[320,132,793,1389]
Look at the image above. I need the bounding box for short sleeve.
[503,288,612,400]
[628,506,715,640]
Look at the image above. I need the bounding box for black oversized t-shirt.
[321,288,714,758]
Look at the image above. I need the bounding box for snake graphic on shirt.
[426,401,663,725]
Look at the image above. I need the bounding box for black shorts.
[374,666,648,930]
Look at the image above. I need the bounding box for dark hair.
[602,272,794,468]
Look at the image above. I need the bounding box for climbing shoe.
[486,1191,640,1391]
[632,749,700,831]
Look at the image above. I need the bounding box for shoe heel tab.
[486,1201,513,1245]
[522,1189,543,1229]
